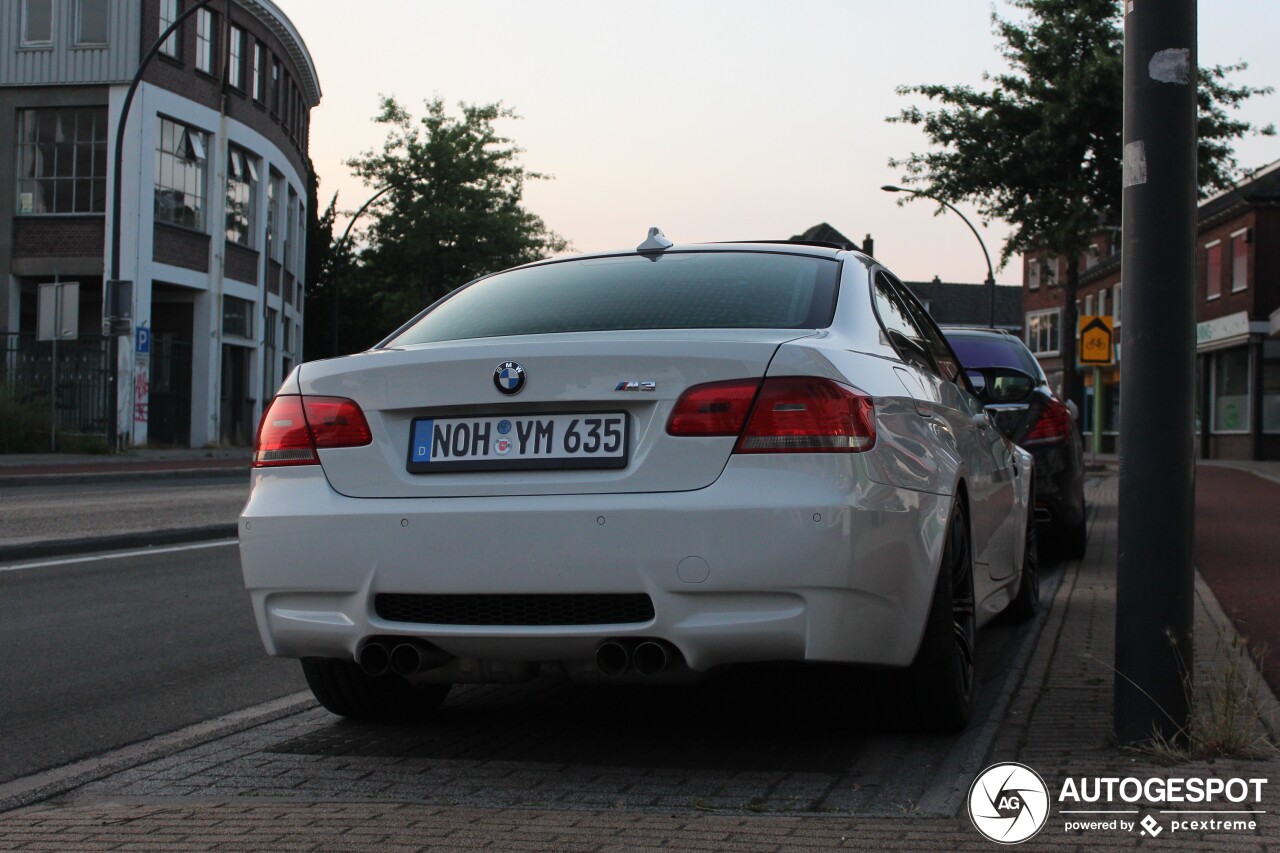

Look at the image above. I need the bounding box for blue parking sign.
[135,327,150,354]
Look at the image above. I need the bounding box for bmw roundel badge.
[493,361,526,396]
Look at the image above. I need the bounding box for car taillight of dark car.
[1022,398,1073,446]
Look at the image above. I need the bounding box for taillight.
[667,379,761,436]
[737,377,875,453]
[254,395,372,467]
[1023,398,1073,446]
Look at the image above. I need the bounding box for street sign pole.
[1092,366,1103,465]
[1115,0,1197,745]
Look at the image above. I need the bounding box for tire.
[1003,495,1040,623]
[301,657,451,721]
[899,500,977,733]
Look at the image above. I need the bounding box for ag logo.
[968,762,1050,844]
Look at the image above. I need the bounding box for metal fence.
[2,332,110,439]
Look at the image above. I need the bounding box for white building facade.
[2,0,320,447]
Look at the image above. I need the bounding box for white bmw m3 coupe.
[239,229,1037,732]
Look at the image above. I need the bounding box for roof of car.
[939,326,1020,338]
[520,240,867,272]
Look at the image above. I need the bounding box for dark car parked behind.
[943,327,1087,558]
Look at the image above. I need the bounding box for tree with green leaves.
[336,97,567,351]
[888,0,1272,409]
[303,187,339,359]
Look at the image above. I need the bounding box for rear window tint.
[947,334,1045,380]
[386,252,840,346]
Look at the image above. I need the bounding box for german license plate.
[407,412,628,473]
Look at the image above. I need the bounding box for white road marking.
[0,538,238,573]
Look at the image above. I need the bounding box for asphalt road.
[0,541,306,785]
[1195,464,1280,690]
[0,476,247,549]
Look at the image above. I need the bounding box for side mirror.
[965,367,1036,405]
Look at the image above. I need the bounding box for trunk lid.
[297,330,813,498]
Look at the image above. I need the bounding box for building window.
[77,0,108,45]
[1027,258,1040,291]
[1114,283,1122,326]
[253,41,266,102]
[266,171,283,262]
[1231,231,1248,293]
[159,0,180,58]
[228,25,245,89]
[1098,287,1107,318]
[16,108,109,215]
[1084,294,1094,317]
[284,187,297,271]
[222,295,253,338]
[1212,348,1250,433]
[225,146,259,247]
[1263,356,1280,434]
[195,8,216,74]
[22,0,53,45]
[154,116,208,230]
[1205,240,1222,300]
[1026,309,1061,356]
[271,56,281,115]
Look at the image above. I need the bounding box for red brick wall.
[1197,210,1258,322]
[1209,433,1254,459]
[225,241,259,284]
[153,223,210,272]
[267,259,282,294]
[13,217,106,260]
[1253,207,1280,320]
[138,0,311,179]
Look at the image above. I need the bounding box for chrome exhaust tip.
[357,640,390,676]
[595,640,632,676]
[390,640,451,676]
[633,640,673,676]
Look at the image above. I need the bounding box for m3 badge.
[614,380,656,392]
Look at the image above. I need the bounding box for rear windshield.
[947,334,1045,380]
[385,251,840,346]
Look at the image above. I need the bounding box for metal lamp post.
[105,0,214,451]
[329,185,392,357]
[881,185,997,328]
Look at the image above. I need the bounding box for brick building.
[1019,158,1280,460]
[1,0,320,447]
[790,223,1022,330]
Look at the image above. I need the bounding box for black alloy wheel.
[1004,482,1040,623]
[896,500,978,732]
[947,509,978,701]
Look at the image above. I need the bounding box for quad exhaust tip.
[595,639,679,676]
[359,638,452,677]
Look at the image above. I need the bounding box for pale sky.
[277,0,1280,285]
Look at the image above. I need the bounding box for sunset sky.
[277,0,1280,284]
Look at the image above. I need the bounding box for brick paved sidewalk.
[2,474,1278,852]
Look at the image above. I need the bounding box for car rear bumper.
[1030,442,1086,527]
[238,456,949,673]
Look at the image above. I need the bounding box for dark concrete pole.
[1115,0,1198,744]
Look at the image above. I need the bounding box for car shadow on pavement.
[269,666,945,774]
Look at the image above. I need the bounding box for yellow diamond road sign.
[1079,315,1114,366]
